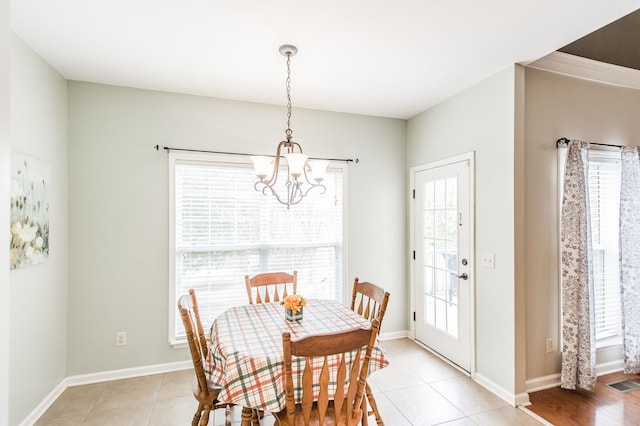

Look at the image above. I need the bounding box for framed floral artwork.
[10,152,50,269]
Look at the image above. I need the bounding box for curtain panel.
[620,146,640,374]
[560,140,596,390]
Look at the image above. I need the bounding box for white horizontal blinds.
[587,153,622,343]
[173,157,343,339]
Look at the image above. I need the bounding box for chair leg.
[241,406,254,426]
[251,409,263,425]
[361,393,369,426]
[193,402,204,426]
[365,382,384,426]
[224,404,232,426]
[200,405,212,426]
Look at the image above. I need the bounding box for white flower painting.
[10,153,50,270]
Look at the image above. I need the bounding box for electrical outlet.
[115,331,127,347]
[546,337,553,353]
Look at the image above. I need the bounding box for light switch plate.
[481,253,495,268]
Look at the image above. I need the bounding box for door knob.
[456,273,468,280]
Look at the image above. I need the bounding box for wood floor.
[527,371,640,425]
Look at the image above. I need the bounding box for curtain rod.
[154,145,358,163]
[556,137,623,149]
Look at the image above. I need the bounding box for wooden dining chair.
[350,278,390,426]
[178,293,232,426]
[244,271,297,304]
[273,319,381,426]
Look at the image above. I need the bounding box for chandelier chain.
[285,52,293,140]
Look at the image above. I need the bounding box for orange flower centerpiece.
[282,294,307,322]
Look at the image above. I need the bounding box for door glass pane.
[425,294,435,325]
[435,268,446,297]
[424,211,435,238]
[445,240,458,273]
[434,180,446,209]
[424,181,435,209]
[424,239,435,267]
[435,210,446,239]
[424,265,434,295]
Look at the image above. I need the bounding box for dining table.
[205,298,389,425]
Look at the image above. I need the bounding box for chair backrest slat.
[317,359,330,423]
[346,348,361,420]
[301,358,314,424]
[333,353,347,416]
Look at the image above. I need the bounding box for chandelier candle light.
[251,44,329,208]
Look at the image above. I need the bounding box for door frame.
[409,151,476,377]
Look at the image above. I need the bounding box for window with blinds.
[169,152,345,343]
[588,154,621,344]
[559,148,622,347]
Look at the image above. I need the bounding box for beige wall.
[9,35,68,424]
[524,67,640,381]
[67,81,407,375]
[407,65,526,400]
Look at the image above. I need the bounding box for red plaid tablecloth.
[206,299,389,412]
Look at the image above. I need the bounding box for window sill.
[170,339,187,350]
[596,335,622,350]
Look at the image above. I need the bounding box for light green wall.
[407,66,524,397]
[9,35,68,424]
[524,67,640,381]
[1,0,10,423]
[67,81,407,375]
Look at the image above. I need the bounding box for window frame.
[167,151,348,346]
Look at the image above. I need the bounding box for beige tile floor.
[35,338,544,425]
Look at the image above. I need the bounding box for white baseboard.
[64,360,192,387]
[380,330,409,341]
[20,380,67,426]
[597,359,624,376]
[20,361,192,426]
[525,360,624,394]
[474,373,530,407]
[525,373,560,393]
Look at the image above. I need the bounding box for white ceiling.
[10,1,640,119]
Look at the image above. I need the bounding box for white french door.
[412,154,474,373]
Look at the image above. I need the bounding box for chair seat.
[273,401,363,426]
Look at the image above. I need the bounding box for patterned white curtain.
[619,146,640,374]
[560,140,596,390]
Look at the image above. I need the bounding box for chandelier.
[251,44,328,208]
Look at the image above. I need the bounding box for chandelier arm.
[257,180,291,206]
[289,141,303,154]
[260,140,288,187]
[301,166,314,186]
[287,183,326,207]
